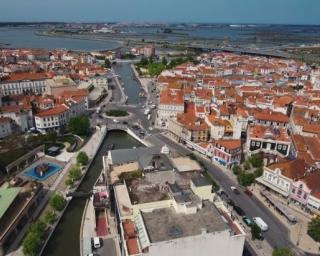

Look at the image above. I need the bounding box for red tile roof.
[215,139,241,150]
[2,72,50,82]
[267,159,309,180]
[36,104,69,117]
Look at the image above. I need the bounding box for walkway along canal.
[43,130,143,256]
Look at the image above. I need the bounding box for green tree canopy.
[22,221,47,256]
[272,248,293,256]
[251,223,262,240]
[77,151,89,165]
[69,165,82,181]
[49,193,67,212]
[104,58,111,68]
[308,216,320,242]
[44,210,57,225]
[68,115,90,136]
[249,154,263,168]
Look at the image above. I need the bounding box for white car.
[113,119,119,123]
[92,237,101,248]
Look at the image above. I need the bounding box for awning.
[256,177,289,197]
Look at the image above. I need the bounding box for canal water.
[113,62,142,105]
[43,130,143,256]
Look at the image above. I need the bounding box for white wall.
[146,230,245,256]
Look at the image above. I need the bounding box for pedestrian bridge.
[106,123,128,131]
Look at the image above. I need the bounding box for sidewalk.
[251,184,320,254]
[7,127,107,256]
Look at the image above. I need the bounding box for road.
[149,133,309,256]
[93,63,310,256]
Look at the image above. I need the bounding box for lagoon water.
[0,28,119,51]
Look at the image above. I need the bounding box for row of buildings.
[103,145,246,256]
[155,52,320,212]
[0,48,110,136]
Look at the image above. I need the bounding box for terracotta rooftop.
[1,72,50,82]
[215,139,241,150]
[159,89,184,105]
[36,104,69,117]
[255,110,289,123]
[299,171,320,199]
[267,159,309,180]
[249,125,289,142]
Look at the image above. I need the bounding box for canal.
[113,62,142,105]
[43,130,143,256]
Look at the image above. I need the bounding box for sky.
[1,0,320,25]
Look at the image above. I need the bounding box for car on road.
[233,205,246,216]
[252,217,268,232]
[92,237,101,249]
[148,126,153,131]
[244,189,253,197]
[122,121,128,125]
[243,216,253,227]
[231,186,240,194]
[113,119,119,123]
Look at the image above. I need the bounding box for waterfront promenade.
[7,126,107,256]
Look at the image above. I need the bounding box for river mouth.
[43,130,143,256]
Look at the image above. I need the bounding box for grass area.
[136,55,199,76]
[106,109,129,117]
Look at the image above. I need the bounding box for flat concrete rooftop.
[141,201,228,243]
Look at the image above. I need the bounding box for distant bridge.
[186,44,291,59]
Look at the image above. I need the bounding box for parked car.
[113,119,119,123]
[122,121,128,125]
[227,199,235,207]
[233,205,246,216]
[243,216,253,227]
[231,186,240,194]
[244,189,253,197]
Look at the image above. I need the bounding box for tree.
[68,115,90,136]
[23,232,42,256]
[77,151,89,165]
[249,154,263,168]
[238,172,256,187]
[49,193,67,212]
[139,56,149,66]
[254,167,263,178]
[272,248,293,256]
[104,58,111,68]
[161,56,168,66]
[46,130,57,142]
[251,223,262,240]
[23,221,47,256]
[44,210,57,225]
[69,165,82,181]
[232,165,242,175]
[308,216,320,242]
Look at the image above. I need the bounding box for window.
[256,141,260,146]
[282,145,287,150]
[251,141,255,146]
[278,145,282,150]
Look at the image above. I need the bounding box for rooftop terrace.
[141,201,228,243]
